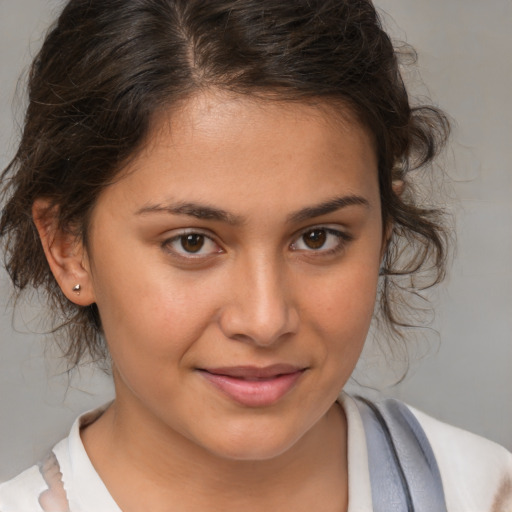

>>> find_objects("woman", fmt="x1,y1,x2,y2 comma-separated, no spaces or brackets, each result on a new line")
0,0,510,510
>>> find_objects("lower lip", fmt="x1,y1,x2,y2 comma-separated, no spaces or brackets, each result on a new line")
199,370,304,407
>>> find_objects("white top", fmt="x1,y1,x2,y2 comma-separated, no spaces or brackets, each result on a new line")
1,394,511,511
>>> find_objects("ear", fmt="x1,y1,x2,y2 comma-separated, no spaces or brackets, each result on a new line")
380,180,403,262
392,179,404,197
380,221,393,261
32,199,95,306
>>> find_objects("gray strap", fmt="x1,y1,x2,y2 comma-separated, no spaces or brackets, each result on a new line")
37,451,71,512
356,397,447,512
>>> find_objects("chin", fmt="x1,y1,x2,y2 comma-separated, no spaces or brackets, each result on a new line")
199,421,306,462
210,438,299,462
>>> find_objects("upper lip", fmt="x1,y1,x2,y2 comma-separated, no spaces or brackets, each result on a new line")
200,364,305,379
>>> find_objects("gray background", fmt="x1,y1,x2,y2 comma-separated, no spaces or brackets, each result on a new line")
1,0,511,481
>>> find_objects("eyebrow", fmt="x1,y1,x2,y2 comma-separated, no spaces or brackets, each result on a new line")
135,194,369,225
287,195,370,223
135,201,243,225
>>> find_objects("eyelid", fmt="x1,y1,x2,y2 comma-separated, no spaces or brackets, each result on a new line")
161,228,223,258
160,224,352,261
290,225,353,253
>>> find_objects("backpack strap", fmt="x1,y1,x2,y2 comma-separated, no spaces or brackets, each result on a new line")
356,397,447,512
37,451,71,512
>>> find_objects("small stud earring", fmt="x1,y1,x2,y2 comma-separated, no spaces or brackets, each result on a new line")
72,284,81,295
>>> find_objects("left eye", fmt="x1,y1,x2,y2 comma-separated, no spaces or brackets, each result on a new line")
291,228,348,252
163,233,221,257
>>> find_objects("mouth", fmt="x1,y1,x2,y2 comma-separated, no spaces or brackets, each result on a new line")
197,364,307,407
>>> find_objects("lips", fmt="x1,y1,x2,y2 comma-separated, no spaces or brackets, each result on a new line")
198,364,306,407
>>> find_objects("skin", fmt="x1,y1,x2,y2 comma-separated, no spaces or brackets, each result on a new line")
35,91,385,511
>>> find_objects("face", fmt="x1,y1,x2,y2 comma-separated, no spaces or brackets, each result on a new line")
84,91,383,460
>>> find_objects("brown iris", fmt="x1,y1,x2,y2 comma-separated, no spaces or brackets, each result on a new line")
181,234,205,253
303,229,327,249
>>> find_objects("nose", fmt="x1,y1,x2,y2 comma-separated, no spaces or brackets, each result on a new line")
218,256,299,347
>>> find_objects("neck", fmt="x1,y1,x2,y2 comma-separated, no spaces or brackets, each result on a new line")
81,395,348,512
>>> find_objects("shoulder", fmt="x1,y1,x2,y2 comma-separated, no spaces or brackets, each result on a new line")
343,393,512,511
408,404,512,512
0,464,46,512
0,402,112,512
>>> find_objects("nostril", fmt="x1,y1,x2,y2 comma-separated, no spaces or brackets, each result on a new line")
218,303,298,347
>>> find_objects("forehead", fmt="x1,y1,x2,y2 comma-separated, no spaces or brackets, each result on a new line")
100,90,379,217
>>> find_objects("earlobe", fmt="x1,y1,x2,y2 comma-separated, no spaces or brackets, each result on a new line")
392,179,404,197
32,199,95,306
380,221,393,264
379,180,403,264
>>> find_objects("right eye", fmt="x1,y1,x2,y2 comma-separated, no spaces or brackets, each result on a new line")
162,232,222,258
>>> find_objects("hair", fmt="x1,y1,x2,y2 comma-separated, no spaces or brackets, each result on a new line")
0,0,450,368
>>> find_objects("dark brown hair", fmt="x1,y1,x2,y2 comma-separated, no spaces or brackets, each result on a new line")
0,0,450,367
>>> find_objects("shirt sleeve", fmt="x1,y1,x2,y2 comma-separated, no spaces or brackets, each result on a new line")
409,406,512,512
0,464,47,512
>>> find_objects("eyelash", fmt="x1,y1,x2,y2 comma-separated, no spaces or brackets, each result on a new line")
161,230,222,259
161,226,353,260
289,227,353,256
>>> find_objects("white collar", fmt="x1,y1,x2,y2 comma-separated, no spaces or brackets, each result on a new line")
53,394,373,511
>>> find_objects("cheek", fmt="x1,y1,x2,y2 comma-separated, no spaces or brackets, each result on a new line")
95,277,215,403
313,264,379,328
99,281,211,350
306,261,380,371
89,245,218,368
